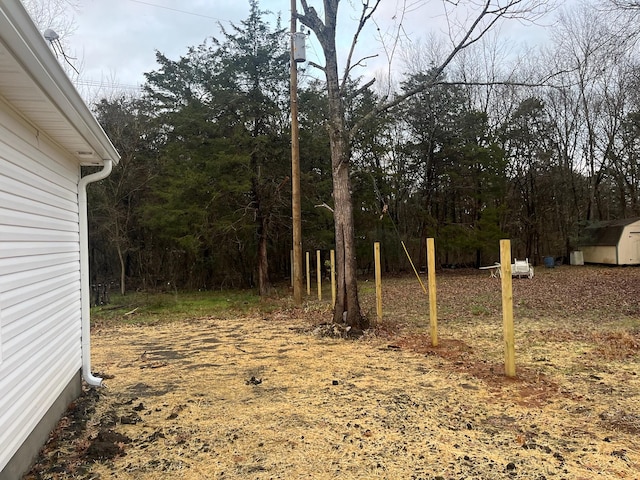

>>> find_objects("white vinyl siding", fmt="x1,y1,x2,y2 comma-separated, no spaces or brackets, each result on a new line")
0,106,82,472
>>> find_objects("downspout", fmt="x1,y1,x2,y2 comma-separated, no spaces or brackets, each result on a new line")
78,160,113,387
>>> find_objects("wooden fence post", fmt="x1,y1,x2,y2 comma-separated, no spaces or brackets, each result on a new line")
500,239,516,377
427,238,438,347
316,250,322,301
374,242,382,322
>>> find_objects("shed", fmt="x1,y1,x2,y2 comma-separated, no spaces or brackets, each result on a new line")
0,1,119,478
579,218,640,265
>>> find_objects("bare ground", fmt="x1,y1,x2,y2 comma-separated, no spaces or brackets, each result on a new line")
25,265,640,479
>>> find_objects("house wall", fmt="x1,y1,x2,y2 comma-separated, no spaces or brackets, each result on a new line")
582,245,618,265
0,100,83,474
618,224,640,265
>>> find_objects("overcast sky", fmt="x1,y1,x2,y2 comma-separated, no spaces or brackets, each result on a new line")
44,0,566,100
68,0,267,96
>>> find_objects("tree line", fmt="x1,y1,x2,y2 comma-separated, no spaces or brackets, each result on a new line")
86,0,640,303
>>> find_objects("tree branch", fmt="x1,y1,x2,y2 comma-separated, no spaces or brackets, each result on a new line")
607,0,640,9
345,54,380,78
349,0,552,137
349,77,377,100
297,0,326,42
370,0,415,94
314,202,335,213
307,60,326,72
340,0,383,95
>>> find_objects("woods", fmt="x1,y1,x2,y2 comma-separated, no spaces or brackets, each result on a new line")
85,1,640,308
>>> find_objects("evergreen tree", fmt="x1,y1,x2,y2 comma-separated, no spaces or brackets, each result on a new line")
141,0,290,292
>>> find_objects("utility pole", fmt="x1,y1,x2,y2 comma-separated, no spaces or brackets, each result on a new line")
290,0,303,304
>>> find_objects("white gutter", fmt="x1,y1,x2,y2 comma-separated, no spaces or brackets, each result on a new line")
78,160,113,387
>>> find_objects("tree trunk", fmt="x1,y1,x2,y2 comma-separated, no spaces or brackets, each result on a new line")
257,212,271,296
252,167,271,296
322,23,367,329
116,242,126,295
330,143,367,328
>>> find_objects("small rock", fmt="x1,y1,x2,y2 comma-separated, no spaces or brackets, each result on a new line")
506,462,516,471
332,380,339,385
612,449,627,460
148,430,165,441
120,415,140,425
166,404,186,420
246,376,262,385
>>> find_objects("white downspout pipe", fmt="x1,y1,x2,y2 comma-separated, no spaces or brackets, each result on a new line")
78,160,113,387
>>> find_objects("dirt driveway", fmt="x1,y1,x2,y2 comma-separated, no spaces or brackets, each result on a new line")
26,267,640,479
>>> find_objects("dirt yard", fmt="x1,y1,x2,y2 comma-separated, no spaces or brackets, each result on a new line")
25,265,640,479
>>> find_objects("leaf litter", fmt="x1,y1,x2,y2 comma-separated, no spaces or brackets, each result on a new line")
24,265,640,479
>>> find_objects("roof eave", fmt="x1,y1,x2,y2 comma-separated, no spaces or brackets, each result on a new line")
0,0,120,166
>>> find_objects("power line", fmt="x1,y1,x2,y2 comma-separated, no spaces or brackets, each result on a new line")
128,0,228,22
75,78,144,92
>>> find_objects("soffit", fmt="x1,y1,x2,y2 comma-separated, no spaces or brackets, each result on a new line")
0,42,100,163
0,2,119,166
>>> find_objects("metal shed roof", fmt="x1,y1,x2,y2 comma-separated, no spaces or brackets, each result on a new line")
0,0,119,166
580,218,640,247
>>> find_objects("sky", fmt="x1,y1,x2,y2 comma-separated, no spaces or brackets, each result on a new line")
68,0,265,97
33,0,570,101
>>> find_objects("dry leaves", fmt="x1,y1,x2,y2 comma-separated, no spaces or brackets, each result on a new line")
24,265,640,479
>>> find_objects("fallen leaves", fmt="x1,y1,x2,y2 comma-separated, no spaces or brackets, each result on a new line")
23,265,640,479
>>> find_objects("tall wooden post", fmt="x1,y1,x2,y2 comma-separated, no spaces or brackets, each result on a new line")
290,0,303,305
374,242,382,322
427,238,438,347
500,239,516,377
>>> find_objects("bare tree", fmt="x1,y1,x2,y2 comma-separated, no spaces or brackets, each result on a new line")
22,0,78,39
548,3,640,219
23,0,81,79
296,0,552,329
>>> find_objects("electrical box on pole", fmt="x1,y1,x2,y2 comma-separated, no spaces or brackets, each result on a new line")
293,32,306,63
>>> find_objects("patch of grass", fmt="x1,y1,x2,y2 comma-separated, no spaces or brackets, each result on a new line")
91,290,265,326
358,281,377,295
470,304,492,316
